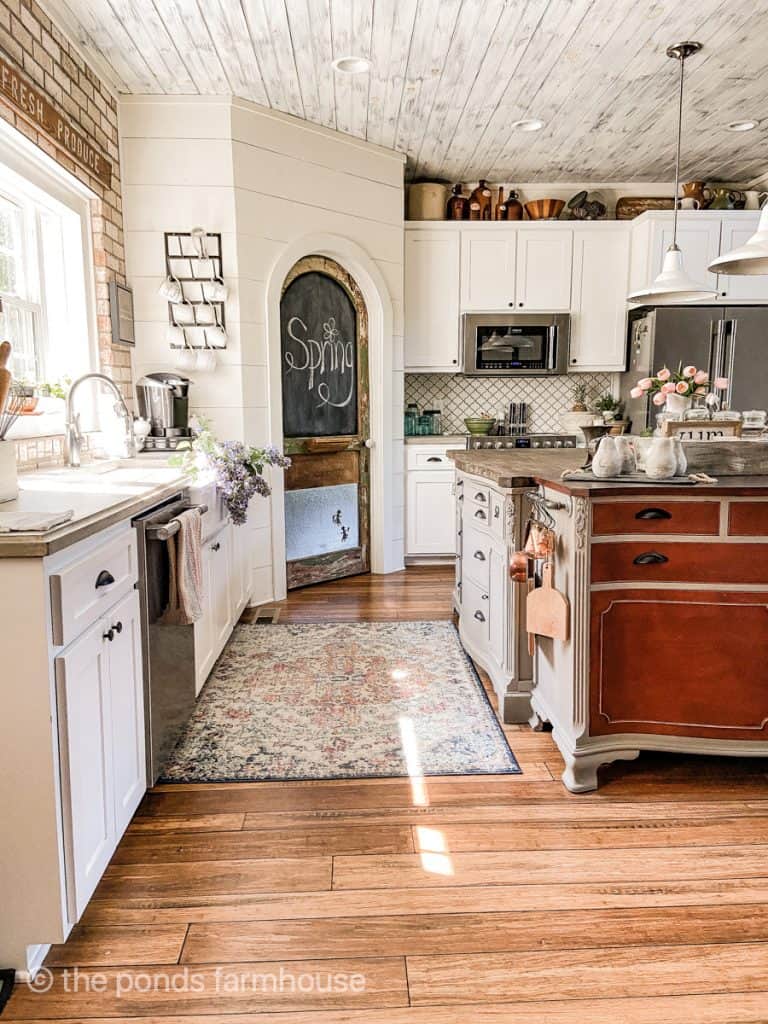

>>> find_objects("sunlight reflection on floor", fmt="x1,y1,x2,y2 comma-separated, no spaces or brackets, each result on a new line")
415,825,454,877
398,715,429,807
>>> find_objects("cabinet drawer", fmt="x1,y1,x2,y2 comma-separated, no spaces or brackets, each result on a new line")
465,498,492,531
50,529,138,647
591,541,768,586
467,484,491,508
728,501,768,537
463,524,491,589
461,577,490,647
406,447,456,471
592,500,720,537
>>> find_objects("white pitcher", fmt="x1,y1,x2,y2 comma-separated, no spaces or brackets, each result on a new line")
645,437,678,480
592,435,621,478
672,437,687,476
614,435,637,475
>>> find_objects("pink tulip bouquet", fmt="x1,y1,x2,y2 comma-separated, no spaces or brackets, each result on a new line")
630,363,729,407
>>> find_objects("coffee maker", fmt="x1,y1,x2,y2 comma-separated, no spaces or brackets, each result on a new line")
135,372,194,451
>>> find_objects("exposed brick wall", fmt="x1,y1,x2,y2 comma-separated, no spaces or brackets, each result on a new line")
0,0,131,402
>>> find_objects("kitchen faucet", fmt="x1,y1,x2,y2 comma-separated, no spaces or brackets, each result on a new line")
65,373,136,468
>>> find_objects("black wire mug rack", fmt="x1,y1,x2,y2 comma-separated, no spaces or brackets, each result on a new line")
163,230,228,349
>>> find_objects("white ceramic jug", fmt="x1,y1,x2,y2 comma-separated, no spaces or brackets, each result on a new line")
614,435,637,475
645,437,678,480
592,435,621,478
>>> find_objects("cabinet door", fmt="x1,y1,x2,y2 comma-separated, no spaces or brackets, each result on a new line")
590,588,768,741
405,230,461,370
652,218,721,294
194,544,215,694
107,589,145,837
209,527,233,658
460,230,516,310
488,544,507,666
570,229,631,371
228,522,250,620
718,215,768,302
55,620,115,920
406,470,457,555
516,229,573,311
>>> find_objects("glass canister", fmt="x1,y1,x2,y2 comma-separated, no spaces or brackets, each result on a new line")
423,409,442,435
404,403,419,436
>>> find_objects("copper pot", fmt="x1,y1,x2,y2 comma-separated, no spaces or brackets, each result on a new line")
509,550,530,582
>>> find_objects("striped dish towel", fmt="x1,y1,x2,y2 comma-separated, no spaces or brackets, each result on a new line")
162,508,204,625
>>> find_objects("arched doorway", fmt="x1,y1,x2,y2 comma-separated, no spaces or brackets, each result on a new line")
280,255,370,589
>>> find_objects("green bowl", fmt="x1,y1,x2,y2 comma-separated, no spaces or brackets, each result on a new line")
464,417,496,436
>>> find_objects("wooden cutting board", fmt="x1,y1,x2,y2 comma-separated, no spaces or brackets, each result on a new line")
527,562,569,642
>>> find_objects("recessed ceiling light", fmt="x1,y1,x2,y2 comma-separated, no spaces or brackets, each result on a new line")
510,118,545,132
332,56,371,74
726,119,759,132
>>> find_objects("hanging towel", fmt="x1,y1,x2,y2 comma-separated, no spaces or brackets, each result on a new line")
0,509,74,532
162,508,204,625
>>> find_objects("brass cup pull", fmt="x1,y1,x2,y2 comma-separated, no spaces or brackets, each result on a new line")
633,551,669,565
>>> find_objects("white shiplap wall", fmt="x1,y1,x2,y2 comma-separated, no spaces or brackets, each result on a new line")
121,96,405,603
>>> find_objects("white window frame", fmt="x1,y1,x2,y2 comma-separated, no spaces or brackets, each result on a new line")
0,117,99,436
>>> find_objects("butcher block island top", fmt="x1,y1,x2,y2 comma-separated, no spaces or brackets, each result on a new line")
448,447,584,487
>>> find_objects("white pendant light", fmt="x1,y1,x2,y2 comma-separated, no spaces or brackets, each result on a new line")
709,203,768,275
628,42,717,304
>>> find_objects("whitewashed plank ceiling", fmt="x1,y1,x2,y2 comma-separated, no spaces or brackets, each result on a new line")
48,0,768,182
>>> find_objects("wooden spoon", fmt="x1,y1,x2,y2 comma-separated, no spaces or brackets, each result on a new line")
0,341,11,415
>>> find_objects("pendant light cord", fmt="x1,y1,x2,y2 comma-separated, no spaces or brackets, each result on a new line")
672,51,685,246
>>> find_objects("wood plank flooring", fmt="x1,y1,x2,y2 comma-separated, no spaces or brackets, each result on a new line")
8,566,768,1022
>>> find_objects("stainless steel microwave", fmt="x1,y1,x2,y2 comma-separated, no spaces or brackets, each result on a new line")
461,313,570,375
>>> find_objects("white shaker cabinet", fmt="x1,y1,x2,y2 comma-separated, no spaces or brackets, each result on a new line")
108,590,145,837
515,228,573,311
404,229,461,371
570,225,631,371
460,230,516,310
55,617,115,921
405,444,458,558
195,524,235,694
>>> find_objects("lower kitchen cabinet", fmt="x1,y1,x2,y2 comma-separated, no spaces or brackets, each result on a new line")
108,590,146,836
195,525,232,694
455,469,533,721
406,444,459,559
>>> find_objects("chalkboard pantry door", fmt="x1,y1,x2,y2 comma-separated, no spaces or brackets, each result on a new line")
280,256,370,589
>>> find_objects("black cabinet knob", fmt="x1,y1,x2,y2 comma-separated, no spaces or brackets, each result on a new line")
211,541,221,552
112,621,123,634
103,628,115,642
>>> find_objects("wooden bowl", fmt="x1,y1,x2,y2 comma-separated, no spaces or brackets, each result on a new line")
524,198,565,220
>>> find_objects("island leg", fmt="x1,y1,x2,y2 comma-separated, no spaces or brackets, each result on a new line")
562,748,640,793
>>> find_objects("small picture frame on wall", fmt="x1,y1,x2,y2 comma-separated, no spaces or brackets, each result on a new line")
109,281,135,346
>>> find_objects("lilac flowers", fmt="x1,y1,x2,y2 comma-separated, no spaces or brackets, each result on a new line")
171,421,290,526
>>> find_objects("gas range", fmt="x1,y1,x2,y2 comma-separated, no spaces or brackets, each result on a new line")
467,433,578,450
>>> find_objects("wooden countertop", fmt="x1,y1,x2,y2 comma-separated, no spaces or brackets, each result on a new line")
538,475,768,498
448,448,584,488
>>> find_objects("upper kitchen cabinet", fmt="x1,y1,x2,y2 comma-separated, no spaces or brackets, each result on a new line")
515,228,573,311
460,230,516,310
629,212,768,305
405,229,461,371
718,215,768,302
570,225,631,371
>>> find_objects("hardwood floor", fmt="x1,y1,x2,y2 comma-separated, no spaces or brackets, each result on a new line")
8,566,768,1022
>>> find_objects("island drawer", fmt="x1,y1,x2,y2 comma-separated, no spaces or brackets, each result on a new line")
591,541,768,586
592,500,720,537
461,577,490,646
464,499,492,531
463,524,491,589
728,501,768,537
466,484,491,509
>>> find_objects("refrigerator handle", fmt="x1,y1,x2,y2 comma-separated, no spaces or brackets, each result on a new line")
723,319,737,405
710,319,726,383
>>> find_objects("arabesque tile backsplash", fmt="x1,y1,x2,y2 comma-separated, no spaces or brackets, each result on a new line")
404,373,617,434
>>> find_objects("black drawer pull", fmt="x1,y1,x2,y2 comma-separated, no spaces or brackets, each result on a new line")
635,507,672,520
633,551,669,566
112,621,123,634
95,569,115,589
473,550,486,561
103,628,115,642
474,610,486,622
474,492,487,502
474,509,487,520
211,541,221,552
426,456,442,463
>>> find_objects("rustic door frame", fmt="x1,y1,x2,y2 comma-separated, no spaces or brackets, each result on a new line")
265,233,395,602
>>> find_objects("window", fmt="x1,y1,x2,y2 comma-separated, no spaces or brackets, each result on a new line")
0,119,96,434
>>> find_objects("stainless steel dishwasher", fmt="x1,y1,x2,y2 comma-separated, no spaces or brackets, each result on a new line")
133,494,206,784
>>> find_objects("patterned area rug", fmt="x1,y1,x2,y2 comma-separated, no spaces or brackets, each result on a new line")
160,621,520,782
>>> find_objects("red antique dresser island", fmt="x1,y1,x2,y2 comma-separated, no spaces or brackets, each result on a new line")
529,477,768,791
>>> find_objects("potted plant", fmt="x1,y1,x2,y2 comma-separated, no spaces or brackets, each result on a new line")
593,393,624,423
170,419,290,526
630,363,728,417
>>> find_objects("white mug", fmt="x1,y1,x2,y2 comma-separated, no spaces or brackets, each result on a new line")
159,274,183,302
195,337,218,373
743,190,768,211
678,197,700,210
207,280,228,302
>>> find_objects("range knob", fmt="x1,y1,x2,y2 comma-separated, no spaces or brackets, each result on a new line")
494,441,503,449
554,439,564,448
532,440,541,448
543,440,554,448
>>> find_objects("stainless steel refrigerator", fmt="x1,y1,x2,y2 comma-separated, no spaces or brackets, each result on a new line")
621,305,768,432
